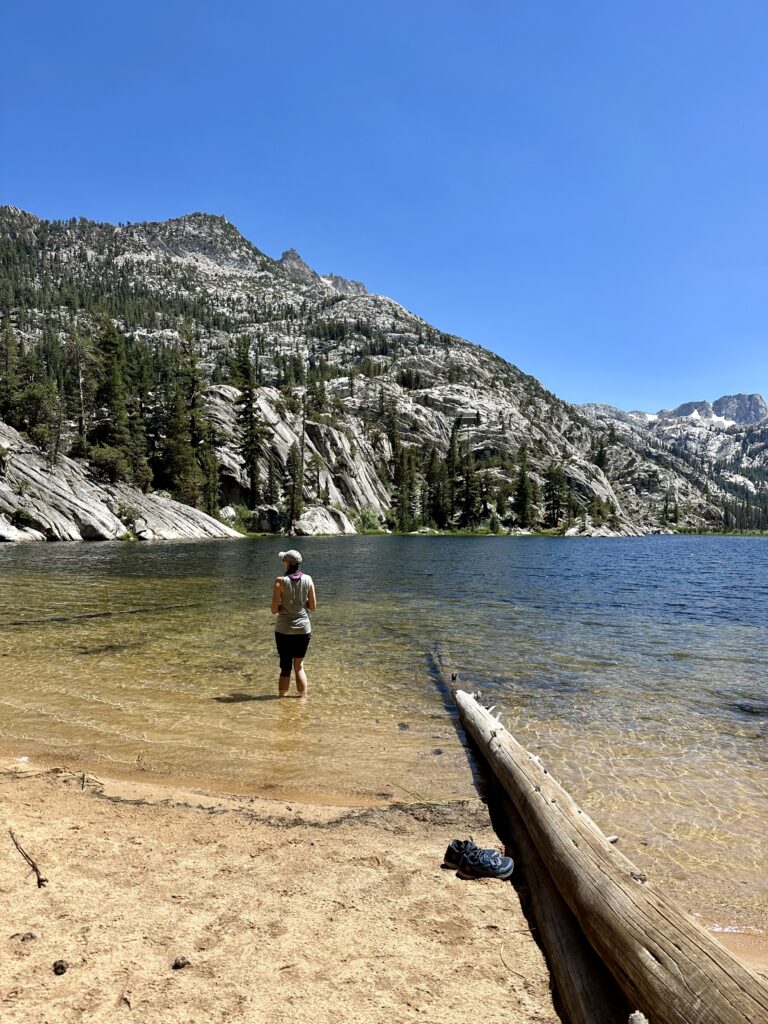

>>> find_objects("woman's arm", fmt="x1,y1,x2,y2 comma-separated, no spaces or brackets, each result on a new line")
307,581,317,612
271,577,283,614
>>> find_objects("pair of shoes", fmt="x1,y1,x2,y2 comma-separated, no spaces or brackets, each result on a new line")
443,837,515,880
443,837,478,868
456,846,514,880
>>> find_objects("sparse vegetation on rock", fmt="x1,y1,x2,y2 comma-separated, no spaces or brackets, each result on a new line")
1,205,766,540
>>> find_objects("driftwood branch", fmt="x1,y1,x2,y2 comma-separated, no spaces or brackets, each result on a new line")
9,829,47,888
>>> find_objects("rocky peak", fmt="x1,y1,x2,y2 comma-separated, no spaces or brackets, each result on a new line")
320,272,367,297
278,248,321,287
657,400,718,421
129,212,268,270
656,394,768,426
0,205,37,221
277,250,368,297
712,393,768,425
0,205,43,242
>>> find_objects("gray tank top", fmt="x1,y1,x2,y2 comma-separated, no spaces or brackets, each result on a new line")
275,574,313,635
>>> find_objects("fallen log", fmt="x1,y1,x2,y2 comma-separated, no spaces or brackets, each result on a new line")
487,778,631,1024
455,689,768,1024
431,650,631,1022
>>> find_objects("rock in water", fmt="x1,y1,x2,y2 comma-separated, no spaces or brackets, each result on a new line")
293,505,356,536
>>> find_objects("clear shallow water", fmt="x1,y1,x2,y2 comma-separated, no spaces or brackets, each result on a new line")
1,535,766,931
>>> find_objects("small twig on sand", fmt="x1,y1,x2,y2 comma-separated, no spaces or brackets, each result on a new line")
499,944,526,984
9,830,48,888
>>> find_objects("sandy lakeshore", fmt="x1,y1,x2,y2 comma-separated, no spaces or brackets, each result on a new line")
2,765,562,1024
3,763,767,1024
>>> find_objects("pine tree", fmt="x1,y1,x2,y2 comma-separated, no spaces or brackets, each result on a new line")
306,379,327,414
265,448,280,504
180,337,206,450
124,335,157,487
63,326,99,457
424,446,449,527
284,442,304,524
589,495,608,525
392,448,418,532
161,378,202,505
181,336,222,508
386,404,401,462
0,319,19,422
544,462,567,527
126,397,153,492
199,424,220,517
514,448,533,527
12,345,59,451
461,450,480,528
236,339,270,507
308,451,324,499
227,335,251,389
92,319,131,454
593,435,608,470
446,419,460,521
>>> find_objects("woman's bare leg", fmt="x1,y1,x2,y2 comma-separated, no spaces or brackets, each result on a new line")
278,673,291,697
293,657,308,696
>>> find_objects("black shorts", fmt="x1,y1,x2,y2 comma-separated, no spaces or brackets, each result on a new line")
275,631,311,673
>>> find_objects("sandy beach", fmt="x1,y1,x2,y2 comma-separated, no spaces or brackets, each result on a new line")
2,763,563,1024
4,759,767,1024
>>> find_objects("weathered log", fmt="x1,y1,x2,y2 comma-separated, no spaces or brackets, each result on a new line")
487,779,631,1024
432,650,631,1022
455,689,768,1024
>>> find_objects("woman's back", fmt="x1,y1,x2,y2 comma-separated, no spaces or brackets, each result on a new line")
275,573,313,635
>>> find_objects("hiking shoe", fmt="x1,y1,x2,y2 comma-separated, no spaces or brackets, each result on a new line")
456,847,515,881
443,837,478,868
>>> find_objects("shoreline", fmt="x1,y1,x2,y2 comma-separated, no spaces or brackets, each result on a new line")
3,761,765,1024
3,740,767,956
3,528,768,547
0,745,403,810
2,761,561,1024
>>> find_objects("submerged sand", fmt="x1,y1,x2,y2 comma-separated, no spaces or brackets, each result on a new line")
1,765,560,1024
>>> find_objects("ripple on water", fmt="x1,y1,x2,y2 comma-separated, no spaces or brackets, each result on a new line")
1,535,767,931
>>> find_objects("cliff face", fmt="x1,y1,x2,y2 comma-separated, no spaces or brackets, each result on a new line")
656,394,768,425
0,420,241,542
1,205,766,540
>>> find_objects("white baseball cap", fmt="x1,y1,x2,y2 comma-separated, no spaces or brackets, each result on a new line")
279,549,302,564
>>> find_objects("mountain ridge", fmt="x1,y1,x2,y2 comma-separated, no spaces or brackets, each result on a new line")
652,393,768,426
1,205,766,538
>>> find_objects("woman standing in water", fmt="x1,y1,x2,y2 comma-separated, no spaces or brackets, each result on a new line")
271,549,317,697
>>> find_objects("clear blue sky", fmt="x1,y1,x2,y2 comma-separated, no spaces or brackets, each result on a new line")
1,1,766,411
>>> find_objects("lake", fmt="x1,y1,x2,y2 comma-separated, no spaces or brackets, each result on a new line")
1,535,766,936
